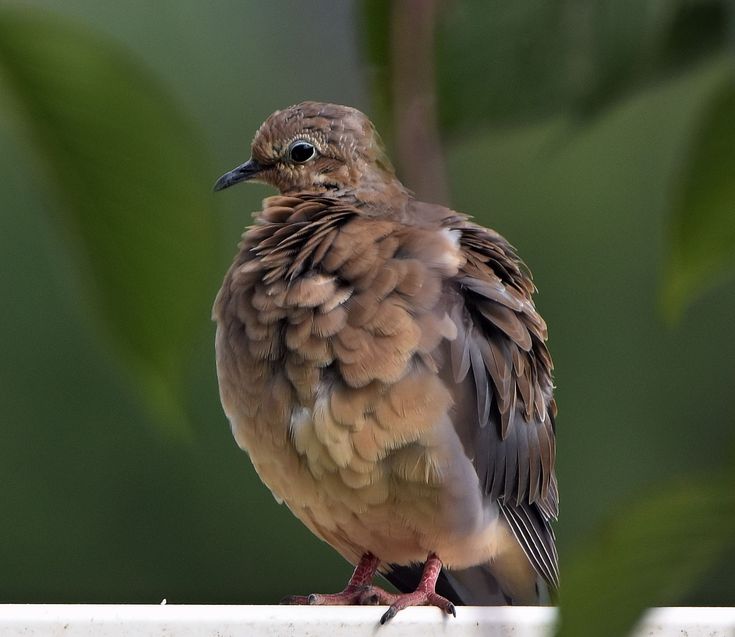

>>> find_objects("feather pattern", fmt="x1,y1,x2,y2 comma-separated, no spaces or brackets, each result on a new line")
445,219,559,588
216,194,558,592
213,102,558,611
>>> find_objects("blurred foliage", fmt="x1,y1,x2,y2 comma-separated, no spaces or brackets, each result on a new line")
663,67,735,317
558,466,735,637
0,1,734,634
437,0,731,128
366,0,732,132
0,9,218,433
365,0,735,314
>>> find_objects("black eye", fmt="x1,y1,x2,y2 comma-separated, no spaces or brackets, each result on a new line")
289,140,316,164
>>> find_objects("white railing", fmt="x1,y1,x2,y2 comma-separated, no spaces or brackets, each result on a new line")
0,605,733,636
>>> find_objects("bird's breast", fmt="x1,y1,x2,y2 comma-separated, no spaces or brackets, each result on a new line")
213,197,501,565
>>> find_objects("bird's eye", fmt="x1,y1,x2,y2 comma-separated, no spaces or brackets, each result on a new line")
289,140,316,164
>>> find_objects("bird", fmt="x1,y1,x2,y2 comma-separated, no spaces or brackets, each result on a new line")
212,101,558,623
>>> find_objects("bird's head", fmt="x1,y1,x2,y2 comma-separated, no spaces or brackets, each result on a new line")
213,101,400,196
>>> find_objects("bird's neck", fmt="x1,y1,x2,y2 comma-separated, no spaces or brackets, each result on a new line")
348,173,412,215
281,166,413,217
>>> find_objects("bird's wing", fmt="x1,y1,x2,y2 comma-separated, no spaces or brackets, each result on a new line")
444,220,559,588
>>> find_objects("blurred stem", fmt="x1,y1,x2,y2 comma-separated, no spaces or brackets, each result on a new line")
390,0,449,205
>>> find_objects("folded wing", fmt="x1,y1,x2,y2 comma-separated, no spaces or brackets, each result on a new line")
447,221,559,588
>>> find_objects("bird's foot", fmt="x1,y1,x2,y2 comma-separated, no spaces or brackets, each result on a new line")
280,552,456,624
280,552,385,606
376,552,456,624
281,583,388,606
280,583,454,621
373,588,455,624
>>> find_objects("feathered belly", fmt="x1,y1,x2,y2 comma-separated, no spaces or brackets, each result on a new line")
217,329,509,568
246,407,513,568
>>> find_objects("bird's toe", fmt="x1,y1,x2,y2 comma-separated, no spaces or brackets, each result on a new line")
379,589,456,624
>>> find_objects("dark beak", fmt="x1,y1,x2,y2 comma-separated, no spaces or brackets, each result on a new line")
213,158,263,192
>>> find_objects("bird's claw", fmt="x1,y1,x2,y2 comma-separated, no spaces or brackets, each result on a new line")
379,591,456,624
279,594,311,605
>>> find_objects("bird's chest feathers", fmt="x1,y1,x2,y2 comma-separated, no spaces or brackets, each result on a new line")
215,202,464,505
219,263,457,501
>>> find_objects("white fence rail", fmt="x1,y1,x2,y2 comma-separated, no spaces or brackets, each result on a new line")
0,605,733,636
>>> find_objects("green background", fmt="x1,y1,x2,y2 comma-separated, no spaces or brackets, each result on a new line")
0,2,733,634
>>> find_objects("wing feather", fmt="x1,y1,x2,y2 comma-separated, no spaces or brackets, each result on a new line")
470,333,492,428
500,502,559,588
446,222,559,588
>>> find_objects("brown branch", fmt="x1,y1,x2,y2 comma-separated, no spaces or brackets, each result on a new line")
390,0,449,205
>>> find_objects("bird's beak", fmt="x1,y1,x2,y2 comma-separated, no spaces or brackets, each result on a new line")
213,158,263,192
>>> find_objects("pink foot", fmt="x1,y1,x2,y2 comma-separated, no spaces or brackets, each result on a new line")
374,554,456,624
281,583,391,606
280,553,382,606
280,551,456,625
376,588,455,624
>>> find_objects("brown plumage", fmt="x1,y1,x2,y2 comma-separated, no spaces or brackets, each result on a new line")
213,102,557,622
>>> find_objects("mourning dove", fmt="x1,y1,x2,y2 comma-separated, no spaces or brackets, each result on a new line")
213,102,558,623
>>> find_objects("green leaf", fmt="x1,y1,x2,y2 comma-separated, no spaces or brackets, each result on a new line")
663,65,735,318
557,470,735,637
0,9,218,434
